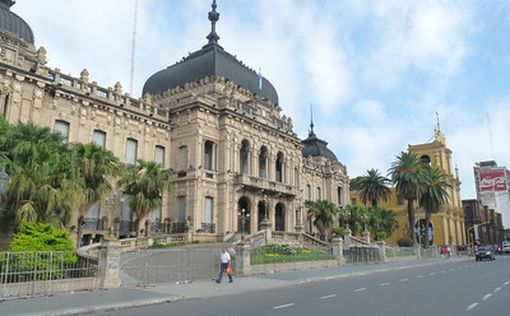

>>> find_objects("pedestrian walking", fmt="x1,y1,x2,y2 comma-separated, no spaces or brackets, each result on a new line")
216,248,233,283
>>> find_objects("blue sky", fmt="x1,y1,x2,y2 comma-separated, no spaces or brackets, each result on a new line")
16,0,510,198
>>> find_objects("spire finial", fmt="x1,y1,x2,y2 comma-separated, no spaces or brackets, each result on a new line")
309,103,315,136
206,0,220,45
435,112,440,135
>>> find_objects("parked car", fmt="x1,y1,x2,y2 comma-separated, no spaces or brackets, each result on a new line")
502,241,510,254
475,247,496,261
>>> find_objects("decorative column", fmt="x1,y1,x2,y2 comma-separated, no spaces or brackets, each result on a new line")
331,236,344,266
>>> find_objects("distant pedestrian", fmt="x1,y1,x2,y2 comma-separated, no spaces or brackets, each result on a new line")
216,248,233,283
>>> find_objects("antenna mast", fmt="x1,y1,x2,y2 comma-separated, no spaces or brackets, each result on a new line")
129,0,139,95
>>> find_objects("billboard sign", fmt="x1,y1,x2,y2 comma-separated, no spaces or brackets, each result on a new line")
479,169,507,192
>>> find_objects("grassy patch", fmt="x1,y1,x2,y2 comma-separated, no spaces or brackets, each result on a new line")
250,246,330,265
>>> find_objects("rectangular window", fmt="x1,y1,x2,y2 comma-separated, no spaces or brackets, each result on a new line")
177,196,186,223
204,197,213,224
337,187,344,205
155,145,165,165
151,208,161,223
86,202,100,219
179,145,188,170
204,141,214,171
306,185,311,201
317,187,321,200
121,194,132,220
54,120,70,142
0,94,8,117
92,130,106,148
125,138,138,164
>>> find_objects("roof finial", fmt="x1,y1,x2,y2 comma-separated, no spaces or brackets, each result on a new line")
309,103,315,136
435,111,440,135
206,0,220,45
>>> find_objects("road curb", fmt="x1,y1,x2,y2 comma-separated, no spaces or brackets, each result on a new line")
296,257,471,284
16,296,191,316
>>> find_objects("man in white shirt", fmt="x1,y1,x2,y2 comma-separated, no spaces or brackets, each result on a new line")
216,248,233,283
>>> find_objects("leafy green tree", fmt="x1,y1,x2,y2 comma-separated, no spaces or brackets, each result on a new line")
71,143,121,247
351,168,391,207
368,207,399,240
0,122,84,227
118,160,172,236
342,204,369,236
388,151,423,242
307,199,339,240
418,166,452,248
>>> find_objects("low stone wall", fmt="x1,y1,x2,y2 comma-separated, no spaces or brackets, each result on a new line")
248,260,338,275
0,277,99,298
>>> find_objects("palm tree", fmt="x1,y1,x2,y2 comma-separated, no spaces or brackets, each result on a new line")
418,166,452,248
388,151,423,242
71,143,121,247
118,160,172,237
369,207,399,240
307,199,339,240
351,169,391,207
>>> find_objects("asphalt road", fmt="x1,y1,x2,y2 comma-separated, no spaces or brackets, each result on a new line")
97,256,510,316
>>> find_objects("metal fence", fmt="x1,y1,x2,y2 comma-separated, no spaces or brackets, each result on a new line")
0,251,101,298
385,246,415,258
120,245,229,287
343,246,382,264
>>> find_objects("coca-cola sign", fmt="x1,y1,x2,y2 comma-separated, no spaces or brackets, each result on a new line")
479,169,507,192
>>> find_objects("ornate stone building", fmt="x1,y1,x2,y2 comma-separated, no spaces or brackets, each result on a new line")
0,0,349,244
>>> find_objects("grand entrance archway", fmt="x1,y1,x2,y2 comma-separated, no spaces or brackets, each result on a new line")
415,219,434,247
257,200,267,230
237,196,251,235
275,202,285,231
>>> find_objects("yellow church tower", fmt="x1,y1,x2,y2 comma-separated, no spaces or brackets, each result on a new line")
406,114,466,246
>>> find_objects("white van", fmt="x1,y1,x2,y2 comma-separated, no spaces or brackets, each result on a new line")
502,241,510,254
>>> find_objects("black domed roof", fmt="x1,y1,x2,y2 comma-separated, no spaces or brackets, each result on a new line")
302,126,338,162
142,1,279,105
0,0,34,44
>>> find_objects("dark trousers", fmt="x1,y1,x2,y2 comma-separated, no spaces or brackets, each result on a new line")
217,262,233,282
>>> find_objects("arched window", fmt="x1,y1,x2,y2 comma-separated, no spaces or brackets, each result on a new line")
240,139,250,174
259,146,268,178
420,155,431,166
275,151,284,182
204,140,214,171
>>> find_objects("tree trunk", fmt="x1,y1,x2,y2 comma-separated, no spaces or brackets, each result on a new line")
407,199,416,242
76,216,83,248
424,212,432,249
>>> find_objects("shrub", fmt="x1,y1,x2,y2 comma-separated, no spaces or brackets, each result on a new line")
331,227,345,237
2,222,77,281
397,236,414,247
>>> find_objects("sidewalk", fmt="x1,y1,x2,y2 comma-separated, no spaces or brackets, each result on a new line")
0,257,469,316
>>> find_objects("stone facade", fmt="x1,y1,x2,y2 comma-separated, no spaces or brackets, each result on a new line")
462,199,504,247
0,2,349,245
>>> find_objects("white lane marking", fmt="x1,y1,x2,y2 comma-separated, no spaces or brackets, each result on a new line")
400,278,409,282
320,294,337,299
466,303,479,311
482,293,492,300
380,282,390,287
416,275,424,279
494,287,502,293
504,281,509,286
354,287,367,292
429,272,436,276
273,303,295,310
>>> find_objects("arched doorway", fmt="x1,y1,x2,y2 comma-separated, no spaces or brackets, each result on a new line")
275,202,285,231
258,200,266,230
415,219,434,247
238,196,251,235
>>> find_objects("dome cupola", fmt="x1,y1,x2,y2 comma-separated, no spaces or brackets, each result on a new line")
0,0,34,44
142,0,279,105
